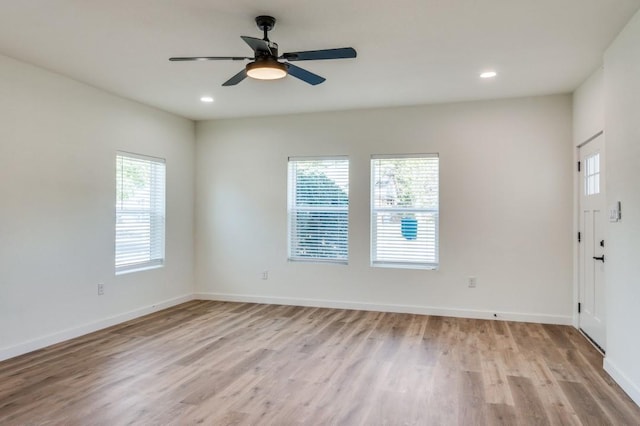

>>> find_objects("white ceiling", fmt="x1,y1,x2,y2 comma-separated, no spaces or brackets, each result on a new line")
0,1,638,120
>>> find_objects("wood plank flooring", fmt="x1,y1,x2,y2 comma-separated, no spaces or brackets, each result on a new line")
1,300,638,425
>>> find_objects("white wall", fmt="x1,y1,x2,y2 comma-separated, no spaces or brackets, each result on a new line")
602,9,640,406
0,54,196,360
195,95,574,323
573,67,604,145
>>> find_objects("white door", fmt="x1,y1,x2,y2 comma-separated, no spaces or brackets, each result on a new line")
578,134,606,350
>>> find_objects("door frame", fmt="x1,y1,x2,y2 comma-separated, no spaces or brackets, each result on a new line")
574,130,605,352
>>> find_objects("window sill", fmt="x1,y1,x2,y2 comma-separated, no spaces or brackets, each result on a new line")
116,263,164,276
371,262,438,271
288,258,349,266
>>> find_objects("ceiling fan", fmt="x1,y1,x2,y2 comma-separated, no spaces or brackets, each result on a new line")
169,15,357,86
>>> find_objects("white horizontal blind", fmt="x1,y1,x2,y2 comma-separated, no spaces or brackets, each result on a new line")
371,155,439,269
115,152,166,274
288,157,349,263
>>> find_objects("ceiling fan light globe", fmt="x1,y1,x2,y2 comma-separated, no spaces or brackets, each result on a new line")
246,60,287,80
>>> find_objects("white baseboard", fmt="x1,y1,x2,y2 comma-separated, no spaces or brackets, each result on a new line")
604,358,640,407
0,294,194,362
194,292,572,325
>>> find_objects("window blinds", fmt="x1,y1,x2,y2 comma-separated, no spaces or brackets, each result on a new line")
288,157,349,263
371,155,439,269
115,152,166,274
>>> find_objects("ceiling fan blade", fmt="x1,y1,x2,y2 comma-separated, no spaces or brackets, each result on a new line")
285,63,326,85
222,69,248,86
240,36,272,54
281,47,356,61
169,56,250,61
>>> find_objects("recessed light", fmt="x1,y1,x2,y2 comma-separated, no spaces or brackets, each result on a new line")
200,96,214,103
480,71,497,79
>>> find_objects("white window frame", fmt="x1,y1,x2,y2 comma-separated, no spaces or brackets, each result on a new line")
371,154,439,270
115,151,166,275
287,156,349,264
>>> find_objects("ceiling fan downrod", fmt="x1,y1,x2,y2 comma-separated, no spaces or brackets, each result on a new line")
255,15,276,41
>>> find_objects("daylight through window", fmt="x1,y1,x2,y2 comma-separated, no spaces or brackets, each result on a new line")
288,157,349,263
584,153,600,196
115,152,166,274
371,154,439,269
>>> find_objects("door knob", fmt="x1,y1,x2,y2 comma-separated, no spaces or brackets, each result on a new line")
593,255,605,263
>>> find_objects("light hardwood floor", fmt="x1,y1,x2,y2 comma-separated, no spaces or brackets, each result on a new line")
1,300,639,425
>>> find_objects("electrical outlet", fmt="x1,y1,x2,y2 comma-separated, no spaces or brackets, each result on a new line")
261,271,269,280
97,283,105,295
468,276,477,288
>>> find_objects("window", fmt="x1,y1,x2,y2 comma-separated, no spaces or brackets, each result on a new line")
584,153,600,195
288,157,349,263
371,154,439,269
115,152,166,274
